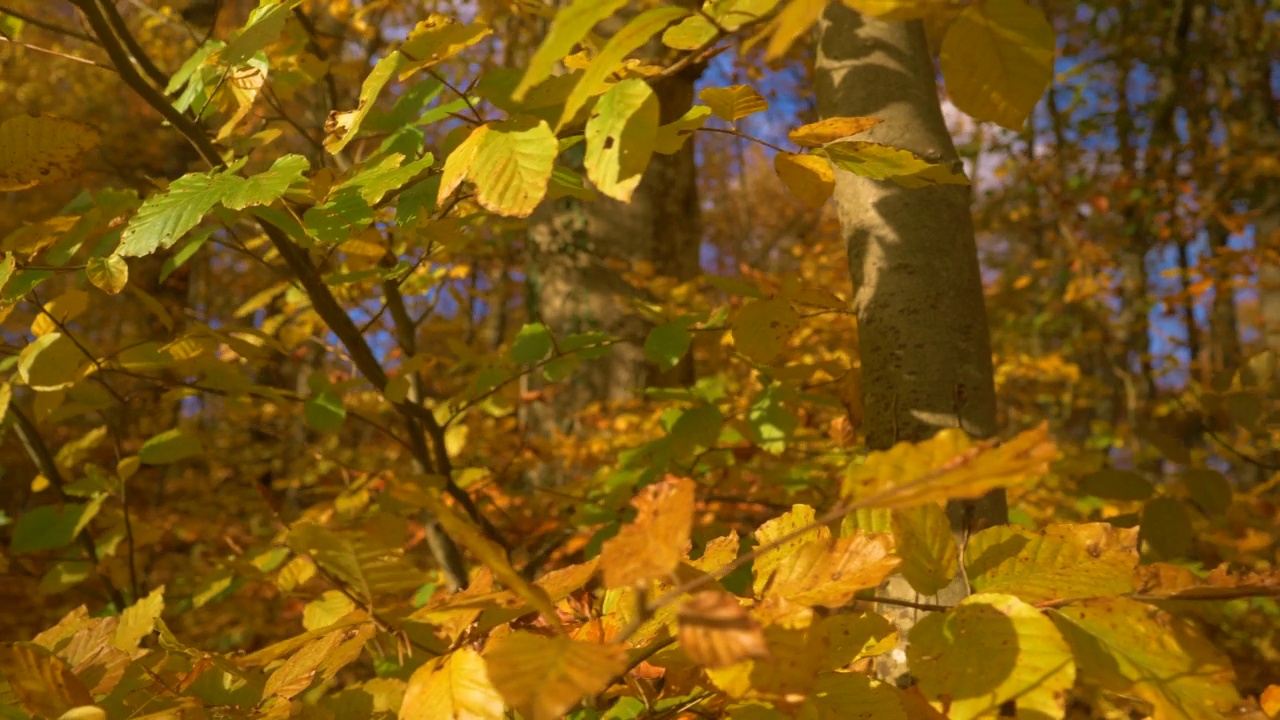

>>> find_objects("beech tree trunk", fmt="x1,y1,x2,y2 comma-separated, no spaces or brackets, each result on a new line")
814,4,1003,681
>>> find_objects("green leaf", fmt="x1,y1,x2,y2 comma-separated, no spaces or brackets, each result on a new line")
698,85,769,124
819,141,969,187
663,0,782,50
514,0,628,101
558,7,691,130
303,188,374,244
747,384,796,454
1049,598,1242,720
1140,497,1193,559
220,0,303,66
909,593,1074,720
113,585,165,650
654,105,712,155
85,256,128,294
222,154,309,209
890,503,957,596
669,403,723,457
325,51,403,154
645,320,692,371
585,79,659,202
118,170,236,257
18,333,82,391
0,252,14,297
965,523,1137,603
511,323,553,364
10,497,104,554
339,152,434,204
1181,469,1233,516
939,0,1055,130
305,390,346,433
139,428,204,465
1078,469,1155,501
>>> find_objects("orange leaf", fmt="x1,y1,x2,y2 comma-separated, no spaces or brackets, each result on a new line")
600,475,697,588
677,590,769,669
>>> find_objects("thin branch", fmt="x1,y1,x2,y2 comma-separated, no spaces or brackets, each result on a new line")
0,4,96,43
698,126,789,155
854,591,953,613
93,0,168,87
0,35,113,69
9,404,129,610
69,0,482,590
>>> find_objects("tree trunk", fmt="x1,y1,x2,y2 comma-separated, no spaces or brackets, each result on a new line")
521,18,703,484
814,4,1003,682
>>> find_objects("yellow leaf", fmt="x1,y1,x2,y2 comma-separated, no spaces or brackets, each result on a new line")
939,0,1055,130
399,14,492,78
0,643,94,719
601,475,696,588
762,532,899,607
85,256,128,295
773,152,834,208
468,117,558,217
302,591,356,632
966,523,1138,603
820,140,969,187
752,504,826,596
698,85,769,124
514,0,628,101
484,632,627,720
0,114,100,191
31,289,89,337
910,593,1074,720
1260,685,1280,718
841,0,948,20
842,423,1058,509
401,648,504,720
765,0,828,62
890,503,957,596
653,105,711,155
788,117,882,147
731,297,799,364
1050,597,1242,720
437,123,488,204
324,52,402,154
677,590,769,669
585,79,659,203
113,585,165,651
18,333,83,391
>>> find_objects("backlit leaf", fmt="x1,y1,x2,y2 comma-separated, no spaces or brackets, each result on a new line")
910,593,1074,720
399,14,493,77
559,7,691,130
939,0,1055,130
0,642,93,718
788,117,882,147
113,585,165,651
219,0,302,66
221,154,309,209
890,503,957,596
118,170,236,257
1050,598,1242,720
484,632,627,720
600,475,697,588
585,79,659,203
818,141,969,187
511,322,553,363
842,423,1058,509
765,0,829,62
965,523,1138,603
699,85,769,124
773,152,834,208
325,52,403,154
645,320,692,371
840,0,941,20
85,256,128,295
401,648,503,720
654,105,711,154
514,0,628,101
469,116,558,217
18,332,82,391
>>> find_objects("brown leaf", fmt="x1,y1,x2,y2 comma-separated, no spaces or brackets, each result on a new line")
677,591,769,669
600,475,697,588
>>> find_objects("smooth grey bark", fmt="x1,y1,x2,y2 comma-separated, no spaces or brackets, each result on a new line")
814,4,1003,682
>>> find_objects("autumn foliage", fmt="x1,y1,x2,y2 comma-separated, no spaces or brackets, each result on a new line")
1,1,1279,719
